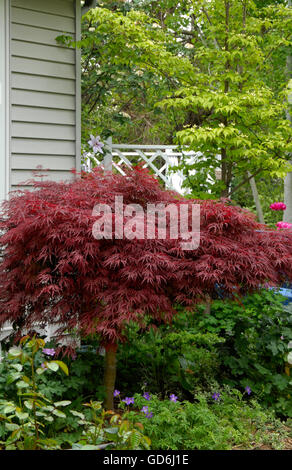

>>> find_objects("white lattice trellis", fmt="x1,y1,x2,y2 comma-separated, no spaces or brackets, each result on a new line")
82,139,199,194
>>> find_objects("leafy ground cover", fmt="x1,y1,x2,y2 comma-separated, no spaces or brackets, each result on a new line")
0,288,291,450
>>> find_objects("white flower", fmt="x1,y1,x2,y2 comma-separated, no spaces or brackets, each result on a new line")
185,43,194,49
88,135,104,154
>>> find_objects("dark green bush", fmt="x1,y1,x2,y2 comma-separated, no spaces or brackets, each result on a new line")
193,289,292,418
124,391,289,450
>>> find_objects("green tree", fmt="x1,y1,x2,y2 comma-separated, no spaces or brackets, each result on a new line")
82,2,292,196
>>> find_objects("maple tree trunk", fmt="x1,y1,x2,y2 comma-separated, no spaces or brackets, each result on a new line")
104,343,118,410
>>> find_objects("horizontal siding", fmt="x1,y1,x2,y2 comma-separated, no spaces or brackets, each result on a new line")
11,0,75,18
11,74,75,95
12,106,76,125
11,122,76,140
11,89,75,110
11,57,75,79
11,24,75,47
11,139,76,156
10,0,79,190
11,170,76,186
11,40,76,64
11,155,76,171
10,185,35,192
11,8,75,33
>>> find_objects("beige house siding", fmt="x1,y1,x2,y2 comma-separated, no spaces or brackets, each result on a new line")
9,0,81,191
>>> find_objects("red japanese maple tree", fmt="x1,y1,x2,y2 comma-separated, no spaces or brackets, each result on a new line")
1,167,292,409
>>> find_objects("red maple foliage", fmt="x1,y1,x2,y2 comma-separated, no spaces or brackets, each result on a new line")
1,167,292,407
1,166,292,344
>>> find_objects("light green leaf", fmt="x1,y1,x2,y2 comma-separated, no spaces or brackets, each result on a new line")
6,372,22,385
53,361,69,376
3,404,16,414
52,409,66,418
15,411,29,420
11,364,23,372
5,423,20,431
24,401,33,410
70,410,85,419
8,347,22,358
44,416,54,423
16,380,30,389
54,400,71,407
47,362,59,372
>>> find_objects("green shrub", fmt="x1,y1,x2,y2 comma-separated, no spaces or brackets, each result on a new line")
116,324,223,398
124,390,290,450
0,337,150,450
193,289,292,417
0,336,70,449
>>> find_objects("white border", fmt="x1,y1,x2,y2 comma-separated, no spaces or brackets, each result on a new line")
75,0,81,173
0,0,9,202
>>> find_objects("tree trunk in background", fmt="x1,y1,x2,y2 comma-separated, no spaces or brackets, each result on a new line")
248,172,265,224
104,343,117,410
284,0,292,223
284,168,292,223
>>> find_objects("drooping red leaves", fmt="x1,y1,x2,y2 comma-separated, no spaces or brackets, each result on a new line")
0,167,292,347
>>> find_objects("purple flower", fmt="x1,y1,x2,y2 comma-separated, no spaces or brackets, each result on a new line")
169,394,178,403
41,362,47,370
42,348,55,357
122,397,134,405
141,406,149,414
146,412,153,419
113,390,120,397
143,392,151,401
245,386,251,395
212,393,220,401
88,135,104,154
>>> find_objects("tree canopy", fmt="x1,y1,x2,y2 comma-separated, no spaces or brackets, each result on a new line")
75,0,292,203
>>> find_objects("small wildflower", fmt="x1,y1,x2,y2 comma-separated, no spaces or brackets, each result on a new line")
212,393,220,401
42,348,55,357
146,412,153,419
141,406,149,414
113,390,120,397
169,394,178,402
122,397,134,405
245,386,251,395
143,392,151,401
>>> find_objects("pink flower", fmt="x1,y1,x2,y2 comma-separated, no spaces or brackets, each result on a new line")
270,202,286,211
42,348,55,356
276,221,292,230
